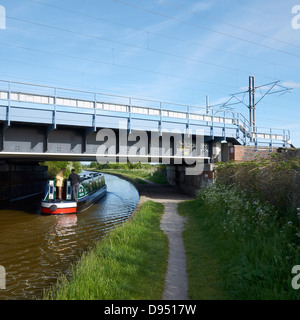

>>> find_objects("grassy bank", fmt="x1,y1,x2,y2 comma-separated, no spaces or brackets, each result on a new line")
86,163,168,185
96,168,168,184
44,201,168,300
178,184,299,300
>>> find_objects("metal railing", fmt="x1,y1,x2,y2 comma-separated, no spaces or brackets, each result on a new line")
0,79,291,148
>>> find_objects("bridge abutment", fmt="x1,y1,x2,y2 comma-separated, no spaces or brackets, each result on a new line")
0,162,48,201
166,164,214,195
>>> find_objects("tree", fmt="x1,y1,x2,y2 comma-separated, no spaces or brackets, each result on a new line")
41,161,83,178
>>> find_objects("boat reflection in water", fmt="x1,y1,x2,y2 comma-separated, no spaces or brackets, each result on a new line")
0,173,139,300
54,214,78,236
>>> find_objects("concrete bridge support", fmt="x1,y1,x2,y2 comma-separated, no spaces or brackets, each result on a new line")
166,164,214,195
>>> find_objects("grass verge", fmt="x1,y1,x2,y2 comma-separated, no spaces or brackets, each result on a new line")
87,165,168,185
97,169,149,184
178,200,229,300
43,201,168,300
178,184,299,300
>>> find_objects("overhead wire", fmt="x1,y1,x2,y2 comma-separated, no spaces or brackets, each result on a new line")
6,15,258,91
113,0,300,59
0,37,239,90
6,15,277,81
158,0,300,49
2,0,299,128
0,53,234,103
25,0,300,74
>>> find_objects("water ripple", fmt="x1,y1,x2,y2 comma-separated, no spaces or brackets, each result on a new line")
0,173,139,300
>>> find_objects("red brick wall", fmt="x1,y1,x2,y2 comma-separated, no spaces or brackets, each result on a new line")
200,171,214,179
232,146,277,162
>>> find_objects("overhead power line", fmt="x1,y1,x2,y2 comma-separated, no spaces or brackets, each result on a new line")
0,39,238,90
210,76,293,131
113,0,300,59
26,0,300,74
159,0,300,49
7,16,274,83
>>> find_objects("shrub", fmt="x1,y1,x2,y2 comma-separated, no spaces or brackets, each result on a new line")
188,184,300,299
215,155,300,213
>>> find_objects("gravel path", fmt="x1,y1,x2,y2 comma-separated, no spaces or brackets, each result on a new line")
138,184,193,300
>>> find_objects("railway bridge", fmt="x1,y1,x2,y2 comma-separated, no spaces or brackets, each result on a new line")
0,80,291,200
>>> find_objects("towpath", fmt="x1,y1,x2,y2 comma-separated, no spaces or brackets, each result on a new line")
138,183,194,300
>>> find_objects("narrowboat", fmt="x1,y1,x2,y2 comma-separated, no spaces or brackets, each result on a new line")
41,172,107,214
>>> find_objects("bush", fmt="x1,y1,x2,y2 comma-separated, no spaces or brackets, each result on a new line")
184,184,300,299
215,155,300,213
41,161,83,179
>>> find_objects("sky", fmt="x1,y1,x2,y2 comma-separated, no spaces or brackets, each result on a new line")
0,0,300,147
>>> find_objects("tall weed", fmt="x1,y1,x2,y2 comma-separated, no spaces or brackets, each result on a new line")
194,184,299,299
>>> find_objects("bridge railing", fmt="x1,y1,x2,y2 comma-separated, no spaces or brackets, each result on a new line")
0,79,291,148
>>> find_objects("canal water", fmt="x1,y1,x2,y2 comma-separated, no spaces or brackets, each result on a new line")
0,173,139,300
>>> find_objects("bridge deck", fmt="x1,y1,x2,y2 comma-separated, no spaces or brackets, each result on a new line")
0,80,291,153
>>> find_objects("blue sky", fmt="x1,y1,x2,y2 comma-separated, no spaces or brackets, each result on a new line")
0,0,300,146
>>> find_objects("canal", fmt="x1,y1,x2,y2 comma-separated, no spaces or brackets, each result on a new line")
0,173,139,300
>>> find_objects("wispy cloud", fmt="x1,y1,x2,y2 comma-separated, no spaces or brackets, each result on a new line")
191,1,216,13
282,81,300,88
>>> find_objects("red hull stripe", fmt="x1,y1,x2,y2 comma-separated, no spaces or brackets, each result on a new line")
41,207,77,214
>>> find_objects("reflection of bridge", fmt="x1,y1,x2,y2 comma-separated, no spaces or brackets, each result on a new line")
0,79,291,163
